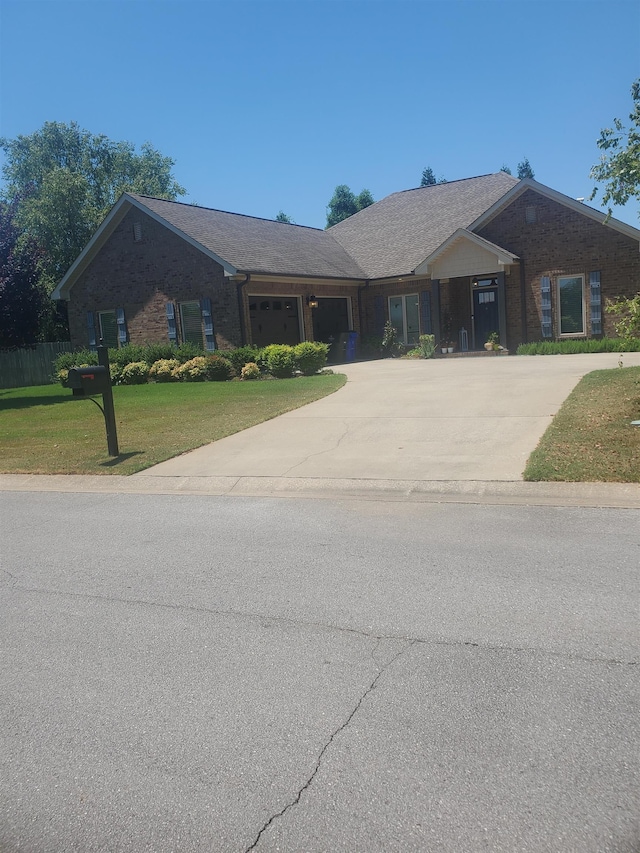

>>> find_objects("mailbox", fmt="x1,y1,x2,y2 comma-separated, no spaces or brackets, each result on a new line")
67,365,111,397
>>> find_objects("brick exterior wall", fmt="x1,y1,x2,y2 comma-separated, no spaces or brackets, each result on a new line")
476,189,640,342
67,208,243,350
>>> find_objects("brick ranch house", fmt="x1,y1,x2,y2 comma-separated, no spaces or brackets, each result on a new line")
53,172,640,356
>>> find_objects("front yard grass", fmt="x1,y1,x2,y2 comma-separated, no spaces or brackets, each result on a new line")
524,367,640,482
0,375,346,475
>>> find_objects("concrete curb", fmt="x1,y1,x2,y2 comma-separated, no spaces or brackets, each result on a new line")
1,473,639,508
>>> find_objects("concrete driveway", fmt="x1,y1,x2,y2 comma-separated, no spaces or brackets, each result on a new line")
141,352,640,483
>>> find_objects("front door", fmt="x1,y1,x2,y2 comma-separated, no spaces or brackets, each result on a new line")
473,286,499,348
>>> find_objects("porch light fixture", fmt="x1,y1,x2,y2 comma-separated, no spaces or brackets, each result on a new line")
306,295,319,308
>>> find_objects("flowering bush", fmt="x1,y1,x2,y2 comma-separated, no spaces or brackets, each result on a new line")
294,341,329,375
240,361,261,380
173,356,209,381
149,358,180,382
120,361,150,385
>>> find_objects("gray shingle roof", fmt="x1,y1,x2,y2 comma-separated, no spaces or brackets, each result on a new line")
327,172,520,279
128,195,368,279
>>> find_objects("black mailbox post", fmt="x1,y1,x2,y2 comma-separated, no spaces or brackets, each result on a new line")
67,365,111,396
67,344,119,456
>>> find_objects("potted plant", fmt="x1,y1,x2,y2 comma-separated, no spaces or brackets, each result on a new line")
485,331,500,351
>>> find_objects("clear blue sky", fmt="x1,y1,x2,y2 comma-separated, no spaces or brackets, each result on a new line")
1,0,639,228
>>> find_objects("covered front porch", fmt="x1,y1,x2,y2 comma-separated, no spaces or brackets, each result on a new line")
415,229,520,351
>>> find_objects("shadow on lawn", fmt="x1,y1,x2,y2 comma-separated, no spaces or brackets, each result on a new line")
0,390,71,410
99,452,144,468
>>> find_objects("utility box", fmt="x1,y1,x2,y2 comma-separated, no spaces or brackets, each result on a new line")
67,365,111,397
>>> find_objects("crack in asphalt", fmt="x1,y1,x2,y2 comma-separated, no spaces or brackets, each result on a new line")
5,583,637,667
244,638,415,852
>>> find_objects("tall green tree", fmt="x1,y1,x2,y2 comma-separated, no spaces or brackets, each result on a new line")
590,79,640,219
420,167,437,187
0,121,186,291
517,157,535,179
326,185,374,227
275,210,295,223
0,197,47,348
500,164,512,175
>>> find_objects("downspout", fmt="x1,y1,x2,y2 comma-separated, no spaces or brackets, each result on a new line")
235,273,250,345
357,280,370,336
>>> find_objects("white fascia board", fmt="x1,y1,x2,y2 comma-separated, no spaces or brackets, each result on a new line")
469,178,640,244
414,228,518,277
51,193,238,300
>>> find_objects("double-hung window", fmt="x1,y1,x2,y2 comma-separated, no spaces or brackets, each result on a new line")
179,301,204,346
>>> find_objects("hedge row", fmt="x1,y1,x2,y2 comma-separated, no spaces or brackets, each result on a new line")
54,342,330,385
515,337,640,355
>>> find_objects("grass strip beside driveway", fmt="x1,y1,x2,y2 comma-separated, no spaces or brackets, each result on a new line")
524,366,640,482
0,375,346,475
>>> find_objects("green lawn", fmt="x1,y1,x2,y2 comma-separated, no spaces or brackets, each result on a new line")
524,367,640,482
0,375,346,475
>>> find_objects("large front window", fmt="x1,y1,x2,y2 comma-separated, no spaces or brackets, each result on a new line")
389,294,420,345
558,275,585,336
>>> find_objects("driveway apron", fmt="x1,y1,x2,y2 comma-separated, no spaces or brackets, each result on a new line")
140,353,640,483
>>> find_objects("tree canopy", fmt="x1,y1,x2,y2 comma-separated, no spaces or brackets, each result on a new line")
326,185,374,227
420,166,446,186
590,79,640,219
0,121,186,291
0,197,46,348
275,211,295,224
516,157,535,179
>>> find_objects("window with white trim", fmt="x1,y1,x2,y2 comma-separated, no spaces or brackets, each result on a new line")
557,275,585,336
388,294,420,345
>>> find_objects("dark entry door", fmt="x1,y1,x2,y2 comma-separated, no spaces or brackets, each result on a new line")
312,298,350,361
473,287,499,347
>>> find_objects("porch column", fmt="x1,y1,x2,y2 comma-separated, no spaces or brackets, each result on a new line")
431,279,441,344
497,272,507,348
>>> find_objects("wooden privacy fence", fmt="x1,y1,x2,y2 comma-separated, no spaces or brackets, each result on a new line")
0,342,73,389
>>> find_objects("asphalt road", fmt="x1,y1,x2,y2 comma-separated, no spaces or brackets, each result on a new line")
2,490,639,852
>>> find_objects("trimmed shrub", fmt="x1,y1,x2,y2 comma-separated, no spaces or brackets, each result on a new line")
109,344,147,369
263,344,296,378
119,361,150,385
204,354,235,381
240,362,261,380
294,341,329,375
173,356,208,381
142,343,179,365
149,358,180,382
54,350,98,373
175,341,206,363
110,363,124,385
225,345,262,374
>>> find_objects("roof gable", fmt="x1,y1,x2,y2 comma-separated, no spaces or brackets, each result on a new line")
470,178,640,243
327,172,519,280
